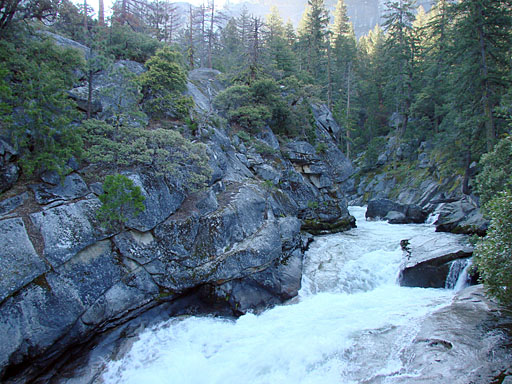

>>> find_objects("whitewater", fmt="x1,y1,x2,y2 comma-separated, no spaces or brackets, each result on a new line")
102,206,464,384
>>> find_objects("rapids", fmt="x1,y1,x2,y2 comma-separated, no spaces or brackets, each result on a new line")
102,206,465,384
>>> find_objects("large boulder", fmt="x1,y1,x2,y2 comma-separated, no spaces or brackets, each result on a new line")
366,198,428,224
435,197,488,236
399,233,474,288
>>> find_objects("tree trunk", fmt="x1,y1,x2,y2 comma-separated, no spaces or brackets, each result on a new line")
327,36,333,110
83,0,88,30
208,0,214,69
475,2,495,151
87,69,93,119
188,5,194,69
346,61,352,159
98,0,104,26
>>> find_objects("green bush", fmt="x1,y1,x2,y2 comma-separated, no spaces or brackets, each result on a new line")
476,135,512,208
139,46,191,119
474,190,512,306
107,25,162,63
0,33,84,176
97,174,145,230
83,119,211,191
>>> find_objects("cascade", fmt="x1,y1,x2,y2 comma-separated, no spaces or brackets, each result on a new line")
101,207,468,384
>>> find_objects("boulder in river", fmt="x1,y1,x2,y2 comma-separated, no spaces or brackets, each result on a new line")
399,232,473,288
435,196,488,236
366,198,428,224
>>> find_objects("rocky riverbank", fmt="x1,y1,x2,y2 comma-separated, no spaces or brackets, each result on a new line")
0,36,355,381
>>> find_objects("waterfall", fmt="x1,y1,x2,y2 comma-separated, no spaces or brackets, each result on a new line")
445,258,472,290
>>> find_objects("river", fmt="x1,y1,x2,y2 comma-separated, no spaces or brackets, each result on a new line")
101,206,466,384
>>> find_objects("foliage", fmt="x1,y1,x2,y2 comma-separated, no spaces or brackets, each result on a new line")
139,46,191,119
106,24,163,63
363,137,387,170
97,174,145,230
476,135,512,209
474,190,512,306
83,119,211,191
0,31,84,176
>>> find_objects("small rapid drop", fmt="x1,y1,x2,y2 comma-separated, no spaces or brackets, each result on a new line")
102,207,459,384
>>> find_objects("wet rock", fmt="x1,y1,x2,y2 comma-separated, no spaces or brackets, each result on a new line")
399,233,473,288
435,197,488,236
0,218,48,302
397,285,512,384
366,198,428,224
186,68,224,113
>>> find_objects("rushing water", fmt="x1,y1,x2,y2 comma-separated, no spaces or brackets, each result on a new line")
102,206,463,384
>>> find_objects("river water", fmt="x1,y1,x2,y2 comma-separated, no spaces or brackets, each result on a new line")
102,206,463,384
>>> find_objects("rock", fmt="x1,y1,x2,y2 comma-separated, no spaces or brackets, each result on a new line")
42,31,90,58
0,192,28,218
0,218,48,302
366,198,428,224
0,163,19,193
69,60,146,122
311,103,342,138
257,126,280,151
124,172,185,232
399,232,473,288
283,141,320,165
418,152,430,168
253,163,281,184
186,68,223,113
385,210,407,224
300,200,356,235
397,285,512,384
30,198,110,269
30,173,89,205
40,170,61,185
435,197,488,236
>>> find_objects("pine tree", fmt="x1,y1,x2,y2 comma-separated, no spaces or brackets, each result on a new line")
297,0,330,82
382,0,417,139
331,0,357,157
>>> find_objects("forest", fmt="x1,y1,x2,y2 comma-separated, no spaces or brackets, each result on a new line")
0,0,512,302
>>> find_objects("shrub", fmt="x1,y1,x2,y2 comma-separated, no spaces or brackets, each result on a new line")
83,119,211,191
97,174,145,230
474,190,512,306
476,135,512,208
107,25,162,63
139,46,191,119
0,33,84,176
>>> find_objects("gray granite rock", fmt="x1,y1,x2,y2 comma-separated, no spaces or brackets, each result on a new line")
30,198,109,268
0,192,28,218
124,172,185,232
30,173,89,205
399,232,474,288
0,218,48,302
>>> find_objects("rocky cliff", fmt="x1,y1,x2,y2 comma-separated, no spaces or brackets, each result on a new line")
0,37,355,382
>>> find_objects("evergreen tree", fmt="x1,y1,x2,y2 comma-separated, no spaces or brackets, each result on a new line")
263,6,296,79
445,0,512,152
297,0,330,83
382,0,417,139
331,0,357,157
